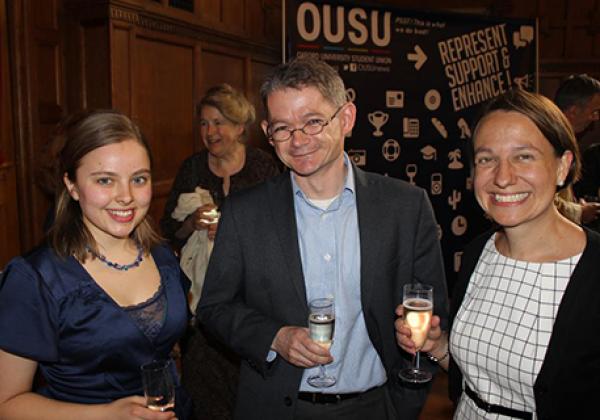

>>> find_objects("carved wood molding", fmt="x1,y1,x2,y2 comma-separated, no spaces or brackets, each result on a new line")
106,4,279,59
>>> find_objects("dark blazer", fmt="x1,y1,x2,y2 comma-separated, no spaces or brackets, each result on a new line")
198,165,448,420
449,228,600,420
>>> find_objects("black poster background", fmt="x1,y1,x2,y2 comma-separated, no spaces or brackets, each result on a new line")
285,0,538,292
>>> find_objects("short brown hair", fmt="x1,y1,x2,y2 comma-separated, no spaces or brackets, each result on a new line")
473,88,581,189
260,58,347,117
49,109,161,260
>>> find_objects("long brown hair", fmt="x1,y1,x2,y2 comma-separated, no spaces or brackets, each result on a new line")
48,109,161,260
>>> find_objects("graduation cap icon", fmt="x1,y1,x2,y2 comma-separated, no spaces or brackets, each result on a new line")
420,145,437,160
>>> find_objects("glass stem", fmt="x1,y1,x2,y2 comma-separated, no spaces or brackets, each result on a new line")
319,364,326,377
414,351,421,370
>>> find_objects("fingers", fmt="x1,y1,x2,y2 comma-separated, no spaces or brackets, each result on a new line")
273,326,333,368
131,406,177,420
395,311,444,354
395,309,416,354
207,223,218,240
192,205,220,230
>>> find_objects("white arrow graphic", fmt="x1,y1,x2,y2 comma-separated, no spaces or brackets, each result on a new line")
407,45,427,70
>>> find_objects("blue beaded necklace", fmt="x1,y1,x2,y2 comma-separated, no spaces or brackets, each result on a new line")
86,243,144,271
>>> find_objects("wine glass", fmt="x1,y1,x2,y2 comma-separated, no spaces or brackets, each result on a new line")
141,360,175,412
307,297,336,388
398,283,433,383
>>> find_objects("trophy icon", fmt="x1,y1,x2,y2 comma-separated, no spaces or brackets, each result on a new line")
368,110,389,137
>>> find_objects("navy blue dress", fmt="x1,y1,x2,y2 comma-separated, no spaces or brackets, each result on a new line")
0,244,192,418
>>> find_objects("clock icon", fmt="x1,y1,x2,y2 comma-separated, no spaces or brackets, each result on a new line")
451,216,467,236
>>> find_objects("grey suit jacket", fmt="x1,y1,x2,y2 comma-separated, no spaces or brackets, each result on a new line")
197,165,448,420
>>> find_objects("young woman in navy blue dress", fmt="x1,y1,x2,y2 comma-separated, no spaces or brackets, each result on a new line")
0,110,192,419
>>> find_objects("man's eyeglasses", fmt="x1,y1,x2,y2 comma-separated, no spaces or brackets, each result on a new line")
267,104,345,142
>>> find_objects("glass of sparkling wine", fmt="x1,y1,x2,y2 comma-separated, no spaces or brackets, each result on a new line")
398,283,434,383
141,360,175,412
307,297,336,388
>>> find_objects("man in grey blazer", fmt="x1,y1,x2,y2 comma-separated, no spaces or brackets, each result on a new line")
197,58,448,420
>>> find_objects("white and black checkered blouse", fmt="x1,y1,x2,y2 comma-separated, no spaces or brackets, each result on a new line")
450,234,580,419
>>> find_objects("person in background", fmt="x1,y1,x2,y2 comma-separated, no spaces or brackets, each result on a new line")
397,88,600,419
197,58,448,420
160,83,279,420
554,73,600,139
160,83,280,249
0,110,192,419
554,74,600,224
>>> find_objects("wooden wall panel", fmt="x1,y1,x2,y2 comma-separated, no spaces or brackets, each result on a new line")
83,24,110,109
199,0,221,23
18,0,65,250
222,0,244,29
199,49,245,93
35,43,61,104
132,35,195,224
248,59,277,149
0,166,20,265
32,0,58,29
134,36,195,179
112,24,133,115
0,0,20,266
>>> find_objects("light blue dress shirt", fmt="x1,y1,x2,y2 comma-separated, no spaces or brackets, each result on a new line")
295,154,387,393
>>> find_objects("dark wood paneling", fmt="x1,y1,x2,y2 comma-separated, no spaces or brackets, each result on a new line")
32,0,58,29
248,58,278,149
134,35,195,177
0,165,20,266
112,24,133,115
132,32,195,223
0,0,20,266
200,48,245,92
83,24,110,108
222,0,244,30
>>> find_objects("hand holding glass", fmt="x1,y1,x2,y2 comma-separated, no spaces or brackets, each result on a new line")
307,297,336,388
398,283,433,383
141,360,175,412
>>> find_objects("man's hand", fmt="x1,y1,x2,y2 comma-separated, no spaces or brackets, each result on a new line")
271,326,333,368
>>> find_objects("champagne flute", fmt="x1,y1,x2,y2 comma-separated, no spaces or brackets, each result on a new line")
141,360,175,412
307,297,336,388
398,283,433,383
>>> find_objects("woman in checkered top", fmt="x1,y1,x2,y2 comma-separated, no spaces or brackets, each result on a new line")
396,88,600,419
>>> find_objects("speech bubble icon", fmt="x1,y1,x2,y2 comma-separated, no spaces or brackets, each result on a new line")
520,25,534,43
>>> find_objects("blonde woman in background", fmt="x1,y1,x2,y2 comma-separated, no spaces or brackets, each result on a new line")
161,84,279,420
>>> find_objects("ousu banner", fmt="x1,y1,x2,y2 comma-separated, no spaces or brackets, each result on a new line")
284,0,538,291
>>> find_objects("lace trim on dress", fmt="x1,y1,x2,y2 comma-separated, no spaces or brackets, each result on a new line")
124,284,167,342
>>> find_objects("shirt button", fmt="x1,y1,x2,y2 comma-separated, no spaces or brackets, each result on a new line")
284,396,293,406
324,254,332,262
321,213,328,220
